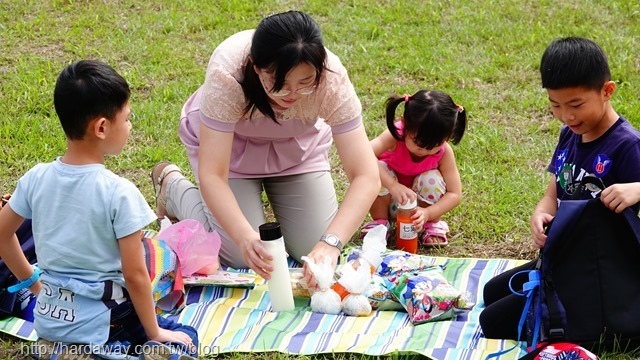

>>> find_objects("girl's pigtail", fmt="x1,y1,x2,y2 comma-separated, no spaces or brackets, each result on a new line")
385,95,405,141
450,105,467,145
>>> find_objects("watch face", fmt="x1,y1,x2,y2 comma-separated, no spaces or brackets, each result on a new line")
322,234,342,250
325,235,339,246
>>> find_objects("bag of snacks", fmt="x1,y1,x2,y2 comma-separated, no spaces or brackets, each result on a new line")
388,266,472,325
365,274,404,311
378,250,435,279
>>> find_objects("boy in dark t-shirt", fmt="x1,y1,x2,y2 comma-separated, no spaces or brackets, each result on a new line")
533,37,640,248
480,36,640,341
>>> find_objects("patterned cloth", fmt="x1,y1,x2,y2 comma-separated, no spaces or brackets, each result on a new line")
141,235,185,313
0,255,529,359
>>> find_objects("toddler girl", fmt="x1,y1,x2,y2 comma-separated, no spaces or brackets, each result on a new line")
362,89,467,247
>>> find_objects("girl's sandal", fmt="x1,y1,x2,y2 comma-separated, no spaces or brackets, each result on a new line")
359,219,391,239
420,220,449,247
150,162,182,222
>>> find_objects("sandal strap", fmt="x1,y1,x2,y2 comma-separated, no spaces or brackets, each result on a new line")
425,220,449,232
151,163,182,207
421,220,449,246
362,219,389,231
154,165,182,193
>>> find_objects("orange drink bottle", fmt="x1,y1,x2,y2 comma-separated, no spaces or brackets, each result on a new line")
396,199,418,253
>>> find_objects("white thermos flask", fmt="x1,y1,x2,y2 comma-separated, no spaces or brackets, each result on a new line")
259,222,295,311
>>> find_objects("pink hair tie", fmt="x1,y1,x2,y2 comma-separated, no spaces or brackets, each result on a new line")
403,94,410,103
456,104,464,113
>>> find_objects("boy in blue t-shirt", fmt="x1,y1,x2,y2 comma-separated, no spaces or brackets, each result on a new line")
480,37,640,340
0,60,198,359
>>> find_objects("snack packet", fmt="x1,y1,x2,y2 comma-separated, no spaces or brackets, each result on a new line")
365,274,403,311
289,268,310,298
379,250,436,280
388,266,473,324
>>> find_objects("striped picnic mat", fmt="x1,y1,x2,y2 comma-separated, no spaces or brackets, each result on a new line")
175,256,530,359
0,255,528,359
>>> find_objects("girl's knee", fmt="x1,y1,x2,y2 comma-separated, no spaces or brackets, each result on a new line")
413,169,446,204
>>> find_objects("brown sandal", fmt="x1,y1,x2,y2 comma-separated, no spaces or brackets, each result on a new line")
150,162,182,221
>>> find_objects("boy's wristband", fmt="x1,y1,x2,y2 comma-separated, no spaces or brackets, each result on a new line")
7,265,41,293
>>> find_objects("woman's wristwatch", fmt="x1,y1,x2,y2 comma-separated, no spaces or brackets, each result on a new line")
320,234,343,251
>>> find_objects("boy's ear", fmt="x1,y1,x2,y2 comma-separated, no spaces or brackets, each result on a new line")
92,117,109,140
602,81,616,100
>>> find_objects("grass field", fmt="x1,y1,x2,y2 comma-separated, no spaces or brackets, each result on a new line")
1,1,639,359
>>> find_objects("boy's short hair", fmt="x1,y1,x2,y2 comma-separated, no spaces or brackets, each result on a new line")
540,37,611,91
54,60,130,140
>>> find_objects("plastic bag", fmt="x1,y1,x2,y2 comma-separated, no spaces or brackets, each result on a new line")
338,259,373,316
157,218,221,276
301,256,341,314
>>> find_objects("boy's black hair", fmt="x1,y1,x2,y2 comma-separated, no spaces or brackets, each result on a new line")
386,90,466,150
540,37,611,91
241,10,327,122
54,60,130,140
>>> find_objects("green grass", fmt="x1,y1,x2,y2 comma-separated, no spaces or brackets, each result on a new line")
1,0,640,359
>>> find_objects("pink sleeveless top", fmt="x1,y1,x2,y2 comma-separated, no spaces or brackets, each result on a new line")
379,140,445,188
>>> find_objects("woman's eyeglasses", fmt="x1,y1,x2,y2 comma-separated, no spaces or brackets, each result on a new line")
258,72,317,97
268,85,316,97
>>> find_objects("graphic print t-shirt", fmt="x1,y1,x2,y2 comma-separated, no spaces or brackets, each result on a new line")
547,117,640,210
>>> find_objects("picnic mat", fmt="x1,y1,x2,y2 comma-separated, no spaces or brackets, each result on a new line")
0,255,529,359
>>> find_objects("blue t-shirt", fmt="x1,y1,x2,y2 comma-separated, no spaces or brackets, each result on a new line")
10,158,156,284
10,158,157,344
547,117,640,211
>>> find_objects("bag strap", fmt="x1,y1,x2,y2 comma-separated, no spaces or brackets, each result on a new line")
537,251,565,342
485,269,542,360
523,270,543,349
541,275,566,341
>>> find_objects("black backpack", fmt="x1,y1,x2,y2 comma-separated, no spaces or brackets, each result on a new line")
0,219,37,319
532,198,640,352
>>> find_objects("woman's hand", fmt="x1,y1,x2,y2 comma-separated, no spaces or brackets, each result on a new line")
239,232,274,280
302,241,341,290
